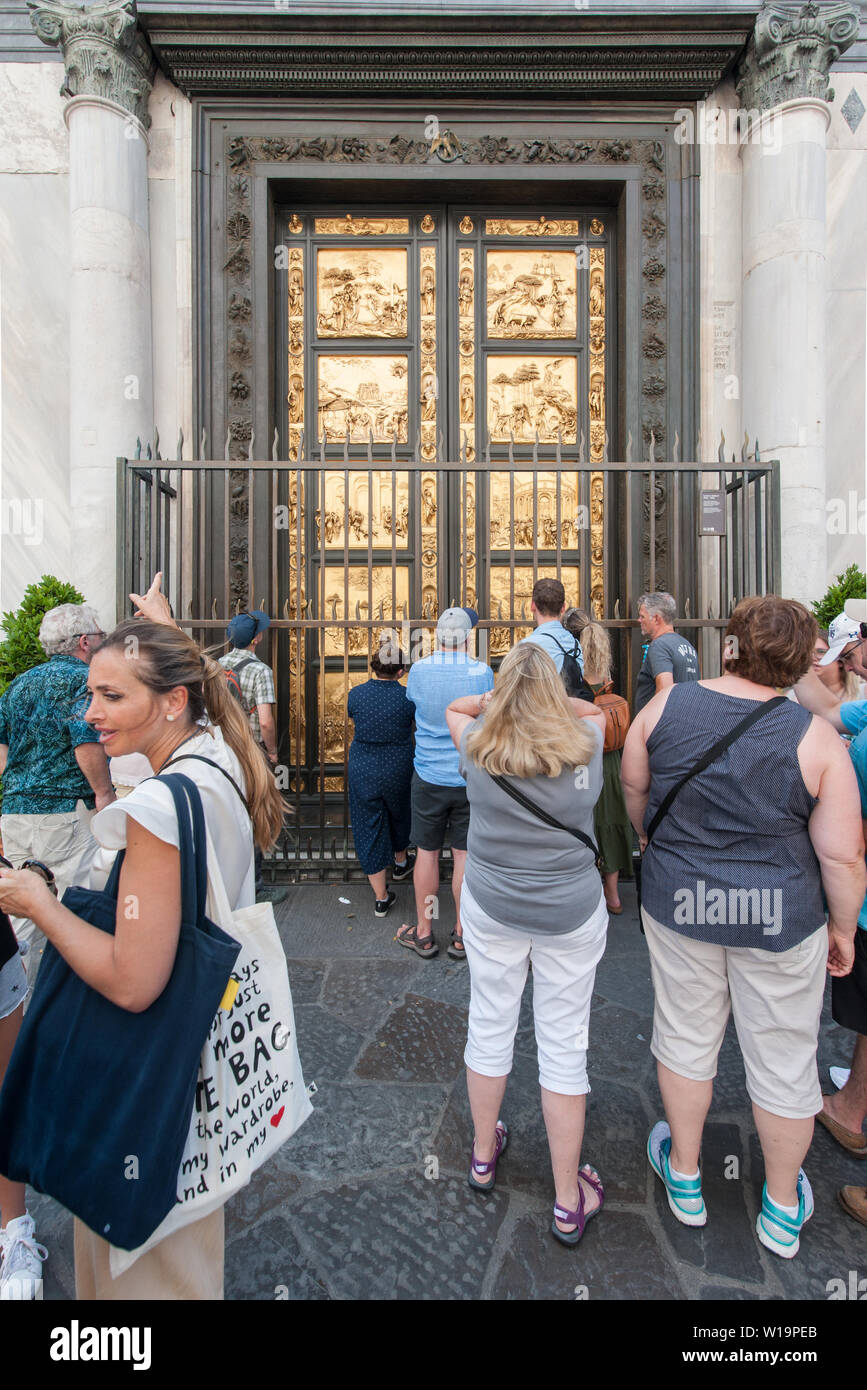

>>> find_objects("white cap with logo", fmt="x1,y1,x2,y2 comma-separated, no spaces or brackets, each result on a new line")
819,612,862,666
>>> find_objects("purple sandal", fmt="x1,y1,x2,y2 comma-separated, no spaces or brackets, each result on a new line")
551,1165,605,1247
468,1120,509,1193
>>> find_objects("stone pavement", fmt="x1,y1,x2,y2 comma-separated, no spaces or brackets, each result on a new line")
30,878,866,1302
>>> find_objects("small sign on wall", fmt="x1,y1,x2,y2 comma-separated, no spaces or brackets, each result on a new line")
700,490,726,535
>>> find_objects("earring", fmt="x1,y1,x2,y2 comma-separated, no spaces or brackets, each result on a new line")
166,714,175,723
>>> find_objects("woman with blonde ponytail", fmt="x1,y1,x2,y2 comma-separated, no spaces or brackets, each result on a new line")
0,575,284,1299
564,609,633,914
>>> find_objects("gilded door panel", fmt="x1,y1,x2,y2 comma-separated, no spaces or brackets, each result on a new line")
489,471,580,551
486,355,578,444
320,566,410,656
316,248,408,337
486,250,577,339
315,471,410,550
317,355,409,442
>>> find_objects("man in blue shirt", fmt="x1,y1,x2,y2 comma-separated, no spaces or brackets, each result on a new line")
795,662,867,1227
396,607,493,961
519,577,584,678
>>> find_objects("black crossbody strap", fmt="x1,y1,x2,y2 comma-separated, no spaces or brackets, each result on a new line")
645,696,787,845
489,772,602,868
232,657,256,675
160,753,250,815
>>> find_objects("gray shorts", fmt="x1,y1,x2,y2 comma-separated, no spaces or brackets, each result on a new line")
0,950,27,1021
409,773,470,852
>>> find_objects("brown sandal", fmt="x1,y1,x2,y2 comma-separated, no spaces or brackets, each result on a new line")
447,931,466,960
816,1098,867,1157
395,923,439,959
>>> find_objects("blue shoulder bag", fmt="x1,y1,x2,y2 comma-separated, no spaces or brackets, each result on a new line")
0,773,241,1250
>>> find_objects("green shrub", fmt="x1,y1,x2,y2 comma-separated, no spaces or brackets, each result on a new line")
811,564,866,632
0,575,85,697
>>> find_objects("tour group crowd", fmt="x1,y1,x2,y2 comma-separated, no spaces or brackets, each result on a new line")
0,573,866,1300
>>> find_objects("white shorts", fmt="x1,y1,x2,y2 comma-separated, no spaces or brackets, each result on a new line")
0,803,98,947
642,907,827,1119
461,881,608,1096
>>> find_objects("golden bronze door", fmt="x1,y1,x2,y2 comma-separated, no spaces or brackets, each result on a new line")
277,204,611,791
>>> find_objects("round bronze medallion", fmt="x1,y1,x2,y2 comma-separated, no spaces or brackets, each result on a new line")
421,214,435,233
590,218,605,236
459,216,474,234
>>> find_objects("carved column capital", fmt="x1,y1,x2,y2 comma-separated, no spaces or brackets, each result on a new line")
736,1,860,112
28,0,156,128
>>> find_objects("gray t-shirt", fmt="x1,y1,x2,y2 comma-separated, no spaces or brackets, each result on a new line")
635,631,699,713
458,720,604,933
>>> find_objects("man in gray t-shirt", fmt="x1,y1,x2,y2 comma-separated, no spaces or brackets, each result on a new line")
635,591,699,713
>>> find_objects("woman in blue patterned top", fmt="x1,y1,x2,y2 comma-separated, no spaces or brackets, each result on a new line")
347,645,416,917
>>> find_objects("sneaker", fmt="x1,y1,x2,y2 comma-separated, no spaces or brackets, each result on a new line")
756,1169,813,1259
256,884,289,905
374,891,396,918
647,1121,707,1227
391,853,416,883
0,1213,46,1300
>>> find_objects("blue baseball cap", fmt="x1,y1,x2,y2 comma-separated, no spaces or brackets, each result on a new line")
227,609,270,648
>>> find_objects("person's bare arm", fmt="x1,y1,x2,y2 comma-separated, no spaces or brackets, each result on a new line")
446,691,492,749
257,705,278,762
0,743,7,777
75,741,116,811
655,671,674,694
0,820,183,1011
803,722,866,974
567,695,606,730
792,669,846,733
620,712,652,847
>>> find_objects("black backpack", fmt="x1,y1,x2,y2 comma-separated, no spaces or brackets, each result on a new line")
538,634,595,702
223,656,255,705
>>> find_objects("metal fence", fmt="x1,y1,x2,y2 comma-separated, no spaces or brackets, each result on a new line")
118,444,780,880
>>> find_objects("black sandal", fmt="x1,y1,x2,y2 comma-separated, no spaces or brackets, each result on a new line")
447,930,466,960
395,923,439,959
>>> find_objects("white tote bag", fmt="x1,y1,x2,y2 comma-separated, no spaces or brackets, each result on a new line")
109,836,313,1276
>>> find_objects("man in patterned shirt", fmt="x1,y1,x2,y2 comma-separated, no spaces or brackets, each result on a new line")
0,603,115,941
219,610,285,902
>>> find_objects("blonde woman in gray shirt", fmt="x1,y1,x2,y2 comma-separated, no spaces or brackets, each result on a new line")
446,643,608,1246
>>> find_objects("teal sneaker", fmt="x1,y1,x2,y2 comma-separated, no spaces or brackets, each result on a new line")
756,1169,813,1259
647,1121,707,1227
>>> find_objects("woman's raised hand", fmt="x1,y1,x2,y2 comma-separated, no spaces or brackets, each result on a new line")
129,572,177,628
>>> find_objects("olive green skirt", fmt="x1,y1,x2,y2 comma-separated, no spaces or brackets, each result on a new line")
594,747,633,877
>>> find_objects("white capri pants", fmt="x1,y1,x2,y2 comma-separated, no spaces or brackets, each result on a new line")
461,881,609,1096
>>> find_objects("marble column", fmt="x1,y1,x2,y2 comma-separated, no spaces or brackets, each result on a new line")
29,0,156,623
736,0,859,605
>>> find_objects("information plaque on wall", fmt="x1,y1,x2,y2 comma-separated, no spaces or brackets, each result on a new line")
700,490,726,535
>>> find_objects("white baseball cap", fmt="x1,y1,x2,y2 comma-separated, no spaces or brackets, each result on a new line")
436,606,479,647
819,612,862,665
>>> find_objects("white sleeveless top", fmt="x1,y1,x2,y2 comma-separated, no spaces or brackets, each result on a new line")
88,726,255,911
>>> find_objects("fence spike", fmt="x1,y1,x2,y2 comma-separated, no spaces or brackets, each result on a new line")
200,428,206,461
732,453,736,465
272,428,279,462
176,427,184,461
367,427,373,467
718,428,726,464
320,430,327,465
614,597,621,618
186,598,193,618
695,429,702,463
647,429,655,466
484,431,491,467
402,601,408,619
154,427,161,461
602,428,609,466
134,436,142,460
377,600,384,620
556,427,563,467
707,600,715,619
673,430,680,464
343,427,349,466
391,428,397,468
331,838,337,861
741,430,750,463
625,430,632,465
754,438,760,462
330,597,338,620
520,602,526,620
508,432,515,468
577,429,585,466
532,430,539,467
461,431,467,465
437,428,444,463
146,442,152,461
224,429,231,462
283,598,290,619
497,601,504,619
211,597,217,618
685,596,691,617
247,431,255,462
355,600,361,620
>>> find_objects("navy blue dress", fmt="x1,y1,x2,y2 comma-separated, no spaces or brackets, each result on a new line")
347,679,416,875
